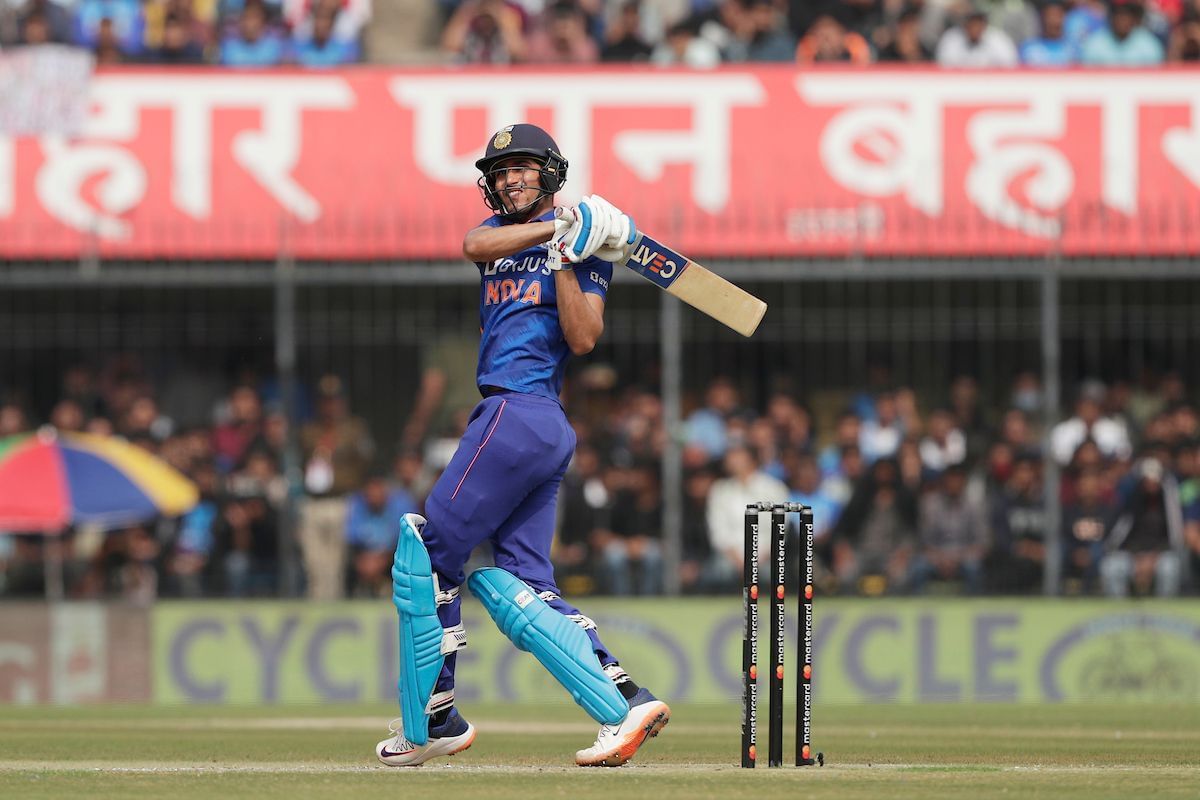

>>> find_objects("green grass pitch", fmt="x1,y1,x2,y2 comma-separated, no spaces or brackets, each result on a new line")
2,702,1198,799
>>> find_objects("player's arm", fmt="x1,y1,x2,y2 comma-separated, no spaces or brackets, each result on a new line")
462,221,556,263
555,271,604,355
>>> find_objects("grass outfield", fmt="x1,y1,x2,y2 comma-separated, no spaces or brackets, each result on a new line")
2,703,1198,799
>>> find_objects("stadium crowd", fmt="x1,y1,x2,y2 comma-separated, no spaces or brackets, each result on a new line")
0,0,370,66
1,356,1198,601
2,0,1198,66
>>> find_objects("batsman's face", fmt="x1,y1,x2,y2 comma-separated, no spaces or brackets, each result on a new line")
492,158,542,215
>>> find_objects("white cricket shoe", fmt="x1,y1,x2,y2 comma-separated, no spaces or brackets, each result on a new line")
376,708,476,767
575,688,670,767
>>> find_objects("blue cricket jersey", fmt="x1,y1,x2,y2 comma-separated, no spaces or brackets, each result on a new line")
473,209,613,400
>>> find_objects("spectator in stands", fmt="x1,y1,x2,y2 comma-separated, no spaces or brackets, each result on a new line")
685,376,744,460
936,3,1019,67
1051,380,1132,465
653,18,722,66
346,473,413,597
604,461,664,595
149,11,206,62
12,0,73,45
48,399,84,432
1060,466,1111,592
556,443,608,589
986,453,1046,592
298,374,373,600
166,461,220,597
93,15,126,62
680,466,717,592
1080,0,1164,64
831,458,918,594
602,1,653,61
1021,0,1078,64
859,389,904,463
912,463,988,593
715,0,794,61
213,385,263,473
215,489,278,596
286,0,370,45
786,450,843,544
442,0,527,63
919,407,968,475
706,443,789,588
877,4,934,62
0,401,28,435
796,11,872,63
1168,7,1200,60
220,1,285,65
75,0,145,55
293,6,358,65
526,0,599,63
1101,457,1185,596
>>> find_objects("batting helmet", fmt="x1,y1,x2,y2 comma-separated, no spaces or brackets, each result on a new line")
475,124,569,220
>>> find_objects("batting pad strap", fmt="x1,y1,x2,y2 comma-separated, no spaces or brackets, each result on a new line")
467,567,629,726
434,578,460,607
425,690,454,715
440,623,467,655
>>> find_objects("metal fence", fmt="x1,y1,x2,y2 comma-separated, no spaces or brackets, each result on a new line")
2,255,1198,596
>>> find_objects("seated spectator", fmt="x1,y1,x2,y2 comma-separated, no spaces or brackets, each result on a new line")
346,473,413,597
220,2,285,66
796,12,871,64
1168,7,1200,60
1021,0,1077,65
15,1,73,45
721,0,794,62
1080,0,1164,64
285,0,371,45
602,1,653,61
555,444,608,588
526,0,599,63
912,463,988,594
1051,381,1132,465
936,3,1019,67
1065,0,1109,46
1060,467,1112,592
786,450,843,548
919,407,967,475
831,458,918,594
49,399,85,431
877,5,934,62
214,491,278,596
94,16,127,62
1101,457,1185,596
442,0,527,64
652,18,722,66
75,0,145,55
680,466,717,592
293,7,358,65
986,453,1046,592
685,376,743,459
603,462,664,595
142,0,216,55
149,11,206,63
166,462,220,597
706,443,789,589
859,389,904,463
213,385,263,473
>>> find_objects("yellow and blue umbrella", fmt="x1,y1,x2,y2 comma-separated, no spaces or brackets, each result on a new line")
0,428,198,532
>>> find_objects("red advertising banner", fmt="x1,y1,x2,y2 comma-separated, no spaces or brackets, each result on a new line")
1,66,1198,260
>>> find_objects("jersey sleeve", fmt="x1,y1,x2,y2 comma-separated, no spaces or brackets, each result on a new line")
575,256,613,299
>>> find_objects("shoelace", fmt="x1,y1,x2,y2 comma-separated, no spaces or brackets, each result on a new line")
385,718,414,751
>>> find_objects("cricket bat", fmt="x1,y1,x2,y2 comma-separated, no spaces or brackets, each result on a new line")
618,232,767,337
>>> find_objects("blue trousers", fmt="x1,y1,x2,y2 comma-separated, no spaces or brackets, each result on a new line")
421,390,619,695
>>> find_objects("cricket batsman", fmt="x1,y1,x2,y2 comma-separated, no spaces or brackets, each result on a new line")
376,124,670,767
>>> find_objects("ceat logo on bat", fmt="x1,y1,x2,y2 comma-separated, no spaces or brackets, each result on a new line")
625,236,685,287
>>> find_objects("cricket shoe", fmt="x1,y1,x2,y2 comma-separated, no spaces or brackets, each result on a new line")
575,688,670,767
376,708,476,767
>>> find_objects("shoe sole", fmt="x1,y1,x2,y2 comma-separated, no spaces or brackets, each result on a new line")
378,725,476,767
577,704,671,767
